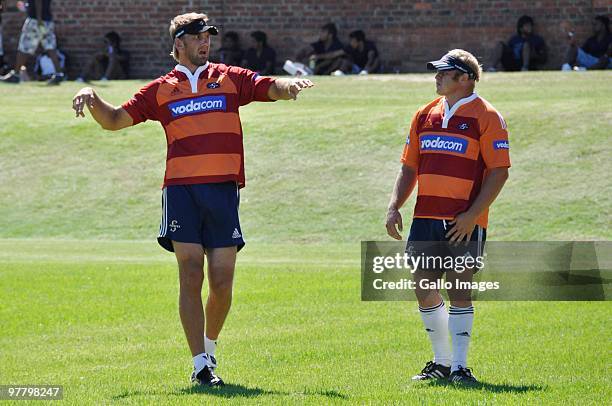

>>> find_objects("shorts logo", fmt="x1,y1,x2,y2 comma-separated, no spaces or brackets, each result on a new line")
493,140,510,150
169,220,181,232
406,133,410,145
420,135,468,154
207,82,221,89
232,228,242,239
168,95,226,117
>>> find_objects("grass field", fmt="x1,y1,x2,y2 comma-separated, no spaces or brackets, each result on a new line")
1,73,611,404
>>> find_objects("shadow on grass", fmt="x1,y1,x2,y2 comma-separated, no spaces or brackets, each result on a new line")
113,384,347,400
177,383,274,397
426,379,545,393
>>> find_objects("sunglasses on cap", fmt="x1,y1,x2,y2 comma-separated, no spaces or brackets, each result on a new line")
427,54,477,80
174,19,219,39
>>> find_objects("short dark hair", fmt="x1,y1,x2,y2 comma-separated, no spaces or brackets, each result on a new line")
595,15,610,34
224,31,239,42
104,31,121,47
251,30,267,46
321,23,337,38
516,15,534,34
349,30,365,42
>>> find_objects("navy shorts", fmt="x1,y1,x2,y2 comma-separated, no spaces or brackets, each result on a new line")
406,218,486,272
157,182,245,253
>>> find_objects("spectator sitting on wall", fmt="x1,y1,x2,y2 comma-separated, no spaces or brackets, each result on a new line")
241,30,276,75
212,31,243,66
35,47,65,80
488,15,547,72
76,32,129,82
562,15,611,71
298,23,345,75
342,30,380,74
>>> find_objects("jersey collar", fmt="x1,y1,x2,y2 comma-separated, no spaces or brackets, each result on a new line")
175,62,209,93
442,92,478,129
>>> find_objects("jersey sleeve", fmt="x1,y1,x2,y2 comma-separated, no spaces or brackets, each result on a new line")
121,80,160,125
479,110,511,169
400,110,420,168
229,66,276,106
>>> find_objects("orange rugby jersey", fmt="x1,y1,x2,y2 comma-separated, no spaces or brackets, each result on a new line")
401,93,511,228
122,62,275,188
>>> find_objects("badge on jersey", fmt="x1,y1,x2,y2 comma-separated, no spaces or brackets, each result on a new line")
493,140,510,150
420,135,468,154
168,95,227,118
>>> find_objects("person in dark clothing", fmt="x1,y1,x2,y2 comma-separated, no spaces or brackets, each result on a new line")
488,15,547,72
298,22,345,75
213,31,243,66
0,0,10,75
344,30,380,74
77,31,130,81
562,15,611,70
241,31,276,75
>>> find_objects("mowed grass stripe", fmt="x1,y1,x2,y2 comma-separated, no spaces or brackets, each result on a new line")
0,73,610,242
0,242,610,404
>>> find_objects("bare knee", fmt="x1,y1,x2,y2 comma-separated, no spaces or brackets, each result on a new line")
175,253,205,291
208,268,234,297
415,289,442,308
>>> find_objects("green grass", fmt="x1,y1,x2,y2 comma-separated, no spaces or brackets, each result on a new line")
1,241,610,404
0,73,610,241
0,73,611,403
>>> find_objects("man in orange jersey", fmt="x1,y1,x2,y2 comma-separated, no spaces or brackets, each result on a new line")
385,49,510,384
71,12,313,387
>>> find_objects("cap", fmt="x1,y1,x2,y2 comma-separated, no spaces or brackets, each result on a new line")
427,53,476,79
173,19,219,39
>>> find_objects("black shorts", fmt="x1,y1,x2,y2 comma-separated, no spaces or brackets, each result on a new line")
157,182,245,253
406,218,486,273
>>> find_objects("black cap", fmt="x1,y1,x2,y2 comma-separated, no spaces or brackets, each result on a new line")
427,53,476,80
174,19,218,39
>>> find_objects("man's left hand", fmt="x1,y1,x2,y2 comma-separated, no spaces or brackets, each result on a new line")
287,78,314,100
445,211,477,245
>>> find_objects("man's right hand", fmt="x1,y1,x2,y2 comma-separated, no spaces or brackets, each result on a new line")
72,87,96,117
386,207,403,240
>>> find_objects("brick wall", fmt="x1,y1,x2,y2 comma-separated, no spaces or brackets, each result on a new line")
1,0,610,78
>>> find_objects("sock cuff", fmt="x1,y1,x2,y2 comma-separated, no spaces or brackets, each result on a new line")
419,300,445,313
449,305,474,315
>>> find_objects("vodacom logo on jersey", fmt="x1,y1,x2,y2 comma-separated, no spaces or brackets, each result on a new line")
420,135,468,154
168,95,227,118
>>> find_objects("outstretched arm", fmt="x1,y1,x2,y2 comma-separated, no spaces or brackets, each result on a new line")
267,78,314,100
72,87,133,131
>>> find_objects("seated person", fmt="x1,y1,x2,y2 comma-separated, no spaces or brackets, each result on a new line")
77,31,129,81
563,15,611,70
344,30,380,74
489,15,547,71
35,48,66,80
241,30,276,74
298,23,345,75
212,31,243,66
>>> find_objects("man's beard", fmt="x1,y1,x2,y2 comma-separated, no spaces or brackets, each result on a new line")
188,50,207,66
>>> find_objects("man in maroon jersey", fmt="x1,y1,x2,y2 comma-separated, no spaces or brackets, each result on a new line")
72,12,313,387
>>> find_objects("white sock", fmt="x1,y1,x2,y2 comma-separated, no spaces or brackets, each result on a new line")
204,336,217,357
419,301,451,367
448,305,474,372
193,352,207,373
